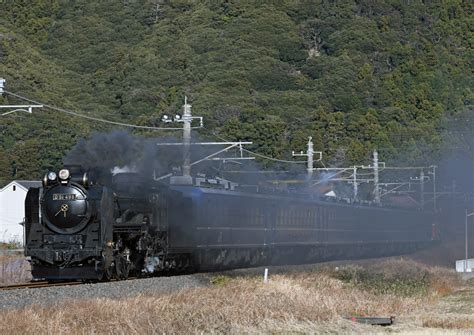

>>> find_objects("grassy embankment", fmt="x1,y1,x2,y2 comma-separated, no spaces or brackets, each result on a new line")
0,258,472,334
0,243,30,285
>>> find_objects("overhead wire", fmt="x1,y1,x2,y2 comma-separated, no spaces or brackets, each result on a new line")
201,127,307,164
4,89,314,166
242,148,307,164
3,90,185,131
7,89,466,165
4,89,319,166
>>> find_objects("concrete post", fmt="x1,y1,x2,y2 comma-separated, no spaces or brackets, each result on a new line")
420,169,425,209
373,150,380,204
182,96,192,178
307,136,314,178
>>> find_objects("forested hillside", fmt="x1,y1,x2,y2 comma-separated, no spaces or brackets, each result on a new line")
0,0,472,184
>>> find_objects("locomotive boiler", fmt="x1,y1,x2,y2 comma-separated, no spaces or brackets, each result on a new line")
24,167,438,281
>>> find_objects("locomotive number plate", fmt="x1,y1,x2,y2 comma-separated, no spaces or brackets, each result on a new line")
53,193,77,201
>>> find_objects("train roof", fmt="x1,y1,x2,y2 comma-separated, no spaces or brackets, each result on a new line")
169,184,432,214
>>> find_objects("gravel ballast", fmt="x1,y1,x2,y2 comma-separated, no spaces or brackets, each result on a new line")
0,274,211,310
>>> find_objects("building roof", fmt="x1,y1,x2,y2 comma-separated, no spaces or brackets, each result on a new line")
16,180,42,189
0,180,42,192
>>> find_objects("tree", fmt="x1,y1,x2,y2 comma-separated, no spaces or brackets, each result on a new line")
0,147,12,186
11,140,42,180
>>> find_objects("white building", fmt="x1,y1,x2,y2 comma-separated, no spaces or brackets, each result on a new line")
0,180,41,245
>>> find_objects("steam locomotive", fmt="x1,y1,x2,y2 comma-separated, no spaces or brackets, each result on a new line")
24,167,437,280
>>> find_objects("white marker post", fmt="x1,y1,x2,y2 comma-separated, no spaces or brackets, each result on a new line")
264,268,269,283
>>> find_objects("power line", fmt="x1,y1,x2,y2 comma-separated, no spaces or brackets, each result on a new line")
4,90,185,131
202,127,306,164
242,148,306,164
7,90,469,163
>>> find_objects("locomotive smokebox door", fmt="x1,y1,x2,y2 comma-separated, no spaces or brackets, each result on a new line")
42,184,91,234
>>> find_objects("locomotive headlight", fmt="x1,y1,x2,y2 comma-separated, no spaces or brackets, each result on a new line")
47,171,57,181
58,169,70,181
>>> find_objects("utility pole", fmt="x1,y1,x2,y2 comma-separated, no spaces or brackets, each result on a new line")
182,97,192,179
465,211,474,271
307,136,314,177
292,136,322,179
353,166,358,199
312,154,438,205
373,150,380,204
160,97,203,185
466,209,468,268
158,97,252,185
420,169,425,209
430,165,437,212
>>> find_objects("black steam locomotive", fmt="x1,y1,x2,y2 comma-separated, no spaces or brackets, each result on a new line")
24,167,437,280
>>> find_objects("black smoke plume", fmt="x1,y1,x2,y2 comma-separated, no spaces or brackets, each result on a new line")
63,130,183,180
63,130,276,184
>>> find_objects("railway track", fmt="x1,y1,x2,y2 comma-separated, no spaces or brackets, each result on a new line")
0,280,83,291
0,276,142,291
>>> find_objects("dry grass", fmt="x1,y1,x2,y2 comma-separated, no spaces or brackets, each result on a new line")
0,259,465,334
422,317,474,329
0,252,31,285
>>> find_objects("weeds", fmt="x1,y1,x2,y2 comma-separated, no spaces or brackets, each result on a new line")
0,253,31,285
324,259,459,298
329,265,430,296
0,241,22,250
210,275,231,286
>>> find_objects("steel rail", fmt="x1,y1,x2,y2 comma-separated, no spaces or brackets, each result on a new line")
0,280,82,291
0,276,140,291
